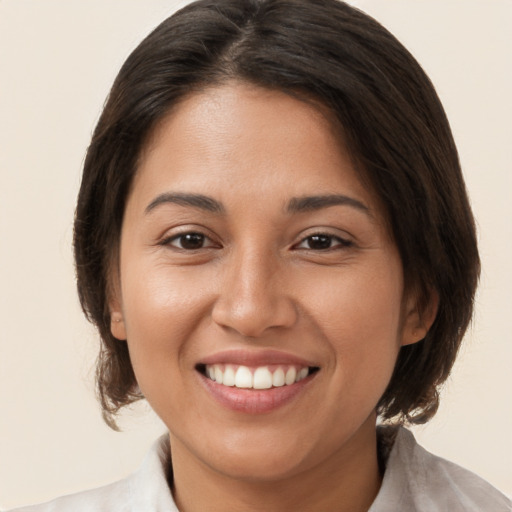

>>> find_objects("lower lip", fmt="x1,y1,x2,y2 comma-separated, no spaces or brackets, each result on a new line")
199,372,316,414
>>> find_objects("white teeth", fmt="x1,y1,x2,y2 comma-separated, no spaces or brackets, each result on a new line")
297,367,309,382
253,367,273,389
235,366,253,388
222,365,235,386
205,364,313,389
285,367,297,385
272,368,285,387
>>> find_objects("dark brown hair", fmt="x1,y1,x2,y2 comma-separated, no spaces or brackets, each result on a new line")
74,0,480,429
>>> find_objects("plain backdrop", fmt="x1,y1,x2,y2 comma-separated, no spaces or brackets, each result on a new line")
0,0,511,508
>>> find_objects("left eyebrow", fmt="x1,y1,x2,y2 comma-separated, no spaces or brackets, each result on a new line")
287,194,371,216
145,192,225,215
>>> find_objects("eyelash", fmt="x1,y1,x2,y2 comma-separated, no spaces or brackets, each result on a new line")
293,233,353,251
161,232,217,250
161,231,353,252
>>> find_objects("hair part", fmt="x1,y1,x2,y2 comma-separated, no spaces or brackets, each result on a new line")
74,0,480,429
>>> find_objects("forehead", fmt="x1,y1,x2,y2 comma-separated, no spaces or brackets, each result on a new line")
131,83,380,218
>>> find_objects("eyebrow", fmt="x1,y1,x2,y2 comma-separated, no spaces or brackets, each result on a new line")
287,194,371,216
145,193,225,214
145,192,370,217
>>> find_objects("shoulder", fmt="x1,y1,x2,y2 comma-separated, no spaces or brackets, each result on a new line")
371,427,511,512
6,434,178,512
6,478,131,512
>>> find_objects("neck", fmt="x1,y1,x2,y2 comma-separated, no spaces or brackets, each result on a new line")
169,417,382,512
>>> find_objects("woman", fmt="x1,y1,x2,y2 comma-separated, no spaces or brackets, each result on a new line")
9,0,510,510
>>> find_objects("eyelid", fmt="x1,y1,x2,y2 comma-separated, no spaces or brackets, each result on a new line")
169,234,216,249
158,226,221,249
293,230,354,250
157,226,353,251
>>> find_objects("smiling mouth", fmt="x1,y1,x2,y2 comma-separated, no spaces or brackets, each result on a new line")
196,363,320,390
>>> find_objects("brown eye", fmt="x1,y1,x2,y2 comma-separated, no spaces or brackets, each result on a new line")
296,233,352,251
307,234,334,250
168,232,208,250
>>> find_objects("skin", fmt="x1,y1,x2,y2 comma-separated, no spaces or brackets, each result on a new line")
110,83,433,512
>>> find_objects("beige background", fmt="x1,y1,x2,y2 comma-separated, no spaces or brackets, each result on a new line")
0,0,511,508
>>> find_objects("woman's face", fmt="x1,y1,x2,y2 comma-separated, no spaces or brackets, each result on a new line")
111,83,424,481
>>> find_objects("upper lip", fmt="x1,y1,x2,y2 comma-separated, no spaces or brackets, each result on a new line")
197,349,319,368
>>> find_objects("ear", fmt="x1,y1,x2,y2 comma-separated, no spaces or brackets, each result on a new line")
401,288,439,347
110,307,127,340
108,272,127,341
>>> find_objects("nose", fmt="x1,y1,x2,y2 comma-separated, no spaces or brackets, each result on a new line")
211,248,298,338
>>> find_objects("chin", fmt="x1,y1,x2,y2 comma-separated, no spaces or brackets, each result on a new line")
209,448,311,482
190,424,334,483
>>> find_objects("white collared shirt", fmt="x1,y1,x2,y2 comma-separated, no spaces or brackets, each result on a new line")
9,428,511,511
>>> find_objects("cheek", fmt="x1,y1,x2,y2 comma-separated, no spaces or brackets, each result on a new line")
303,261,404,343
119,262,216,378
300,260,404,398
123,257,213,321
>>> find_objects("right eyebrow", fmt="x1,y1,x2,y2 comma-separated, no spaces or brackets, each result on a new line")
144,192,225,215
287,194,372,217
